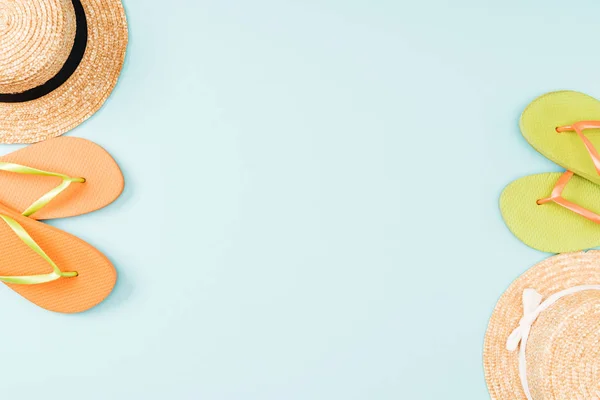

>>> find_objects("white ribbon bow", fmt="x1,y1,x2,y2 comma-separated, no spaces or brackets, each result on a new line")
506,289,543,351
502,285,600,400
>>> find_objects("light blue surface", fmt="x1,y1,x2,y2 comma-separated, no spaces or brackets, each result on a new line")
1,0,599,399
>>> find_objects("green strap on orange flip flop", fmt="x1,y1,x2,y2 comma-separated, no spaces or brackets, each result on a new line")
0,164,83,284
0,161,85,217
0,214,77,284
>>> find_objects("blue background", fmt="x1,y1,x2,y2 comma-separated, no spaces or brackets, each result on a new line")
1,0,599,399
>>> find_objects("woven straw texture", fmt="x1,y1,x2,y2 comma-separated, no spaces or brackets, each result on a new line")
0,0,127,143
484,251,600,399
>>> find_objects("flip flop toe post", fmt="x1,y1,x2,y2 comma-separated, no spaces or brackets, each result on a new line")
0,137,124,219
521,91,600,185
500,172,600,253
0,202,116,312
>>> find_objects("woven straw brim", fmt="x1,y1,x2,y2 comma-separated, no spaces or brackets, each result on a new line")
483,251,600,399
0,0,127,144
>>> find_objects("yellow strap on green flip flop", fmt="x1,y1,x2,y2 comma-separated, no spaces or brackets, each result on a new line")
0,162,85,217
0,214,77,284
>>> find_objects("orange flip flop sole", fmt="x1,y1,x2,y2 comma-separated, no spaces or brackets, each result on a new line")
0,201,116,313
0,137,124,219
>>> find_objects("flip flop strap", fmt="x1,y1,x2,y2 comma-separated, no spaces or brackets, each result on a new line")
557,121,600,175
0,162,85,217
537,171,600,224
0,214,77,285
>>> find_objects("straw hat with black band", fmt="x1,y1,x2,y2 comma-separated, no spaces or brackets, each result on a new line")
0,0,127,143
484,251,600,399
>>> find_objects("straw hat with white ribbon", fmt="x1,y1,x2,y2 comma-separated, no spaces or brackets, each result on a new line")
0,0,127,143
484,251,600,399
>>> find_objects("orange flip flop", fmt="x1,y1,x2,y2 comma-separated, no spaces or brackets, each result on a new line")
0,201,116,313
0,137,123,220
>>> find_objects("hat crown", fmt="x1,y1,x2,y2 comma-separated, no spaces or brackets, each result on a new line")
527,290,600,398
0,0,76,94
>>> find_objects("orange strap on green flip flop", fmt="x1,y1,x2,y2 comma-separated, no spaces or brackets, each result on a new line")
556,121,600,175
0,136,124,220
500,172,600,253
520,91,600,187
536,171,600,224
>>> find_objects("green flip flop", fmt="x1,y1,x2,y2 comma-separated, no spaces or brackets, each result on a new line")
521,90,600,185
500,171,600,253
